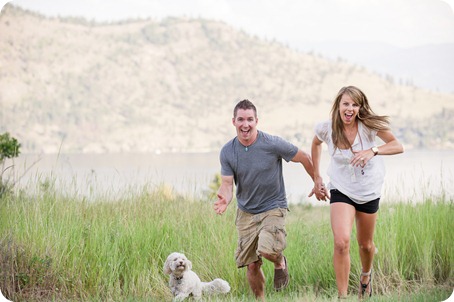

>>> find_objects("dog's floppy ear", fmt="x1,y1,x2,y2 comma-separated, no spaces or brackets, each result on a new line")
163,258,172,275
163,253,175,275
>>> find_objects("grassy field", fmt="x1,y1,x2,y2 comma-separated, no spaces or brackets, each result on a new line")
0,179,453,301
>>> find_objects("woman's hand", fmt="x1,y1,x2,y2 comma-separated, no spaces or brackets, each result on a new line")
351,149,374,168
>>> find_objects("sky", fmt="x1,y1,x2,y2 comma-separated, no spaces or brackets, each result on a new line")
2,0,454,49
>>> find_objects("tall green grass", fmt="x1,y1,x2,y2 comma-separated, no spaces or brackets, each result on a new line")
0,178,452,301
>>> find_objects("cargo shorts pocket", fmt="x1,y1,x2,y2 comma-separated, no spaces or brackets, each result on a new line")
271,225,287,253
235,233,259,268
258,224,287,255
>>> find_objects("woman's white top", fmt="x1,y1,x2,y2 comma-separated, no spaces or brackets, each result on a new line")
315,120,385,203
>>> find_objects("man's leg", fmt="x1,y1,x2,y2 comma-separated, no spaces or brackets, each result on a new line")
261,251,288,291
257,208,289,291
261,252,285,270
235,209,266,299
247,260,265,300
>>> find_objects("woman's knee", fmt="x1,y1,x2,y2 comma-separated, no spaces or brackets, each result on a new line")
358,240,375,253
333,237,350,254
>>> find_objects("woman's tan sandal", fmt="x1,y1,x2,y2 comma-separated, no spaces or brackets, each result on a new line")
359,269,372,298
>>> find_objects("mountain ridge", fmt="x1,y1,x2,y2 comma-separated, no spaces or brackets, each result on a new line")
299,40,454,93
1,4,454,153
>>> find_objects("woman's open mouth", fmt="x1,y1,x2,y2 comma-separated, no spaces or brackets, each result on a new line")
345,113,353,122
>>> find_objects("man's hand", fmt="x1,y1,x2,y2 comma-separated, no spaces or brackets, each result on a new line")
214,193,229,215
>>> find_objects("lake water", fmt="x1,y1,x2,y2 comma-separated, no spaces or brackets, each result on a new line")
6,150,454,205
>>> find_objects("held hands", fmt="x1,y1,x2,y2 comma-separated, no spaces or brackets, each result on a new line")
214,194,228,215
308,178,330,201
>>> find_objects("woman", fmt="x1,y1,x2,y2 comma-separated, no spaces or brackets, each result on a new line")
311,86,404,299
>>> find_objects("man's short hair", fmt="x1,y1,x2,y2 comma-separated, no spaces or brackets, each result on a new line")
234,99,257,117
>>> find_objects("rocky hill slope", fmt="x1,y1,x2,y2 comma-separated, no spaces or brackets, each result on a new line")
1,4,453,153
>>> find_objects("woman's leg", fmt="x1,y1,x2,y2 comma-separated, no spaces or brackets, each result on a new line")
330,202,356,297
355,210,378,295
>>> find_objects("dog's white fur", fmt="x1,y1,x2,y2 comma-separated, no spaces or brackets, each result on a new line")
163,252,230,301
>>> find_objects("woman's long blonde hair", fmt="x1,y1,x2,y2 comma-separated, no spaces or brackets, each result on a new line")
331,86,390,150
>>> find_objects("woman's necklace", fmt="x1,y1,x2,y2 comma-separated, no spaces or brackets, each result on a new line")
339,127,365,182
344,123,358,145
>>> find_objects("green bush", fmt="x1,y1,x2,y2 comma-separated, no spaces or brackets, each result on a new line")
0,132,21,197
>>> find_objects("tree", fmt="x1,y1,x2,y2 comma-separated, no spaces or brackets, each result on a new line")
0,132,21,196
0,132,21,162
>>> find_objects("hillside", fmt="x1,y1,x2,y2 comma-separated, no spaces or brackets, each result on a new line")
1,4,454,153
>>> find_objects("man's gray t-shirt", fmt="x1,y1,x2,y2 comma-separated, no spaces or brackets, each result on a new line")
220,131,298,214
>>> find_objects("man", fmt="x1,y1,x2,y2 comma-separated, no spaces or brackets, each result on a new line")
214,99,320,300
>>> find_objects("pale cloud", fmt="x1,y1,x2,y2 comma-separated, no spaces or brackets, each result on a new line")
442,0,454,10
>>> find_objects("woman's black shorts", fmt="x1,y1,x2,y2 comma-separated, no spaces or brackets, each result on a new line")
330,189,379,214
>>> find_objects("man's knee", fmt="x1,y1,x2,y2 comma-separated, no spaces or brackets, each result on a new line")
247,259,262,273
259,251,282,264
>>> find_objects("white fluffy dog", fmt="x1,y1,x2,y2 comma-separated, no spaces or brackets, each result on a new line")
163,252,230,300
